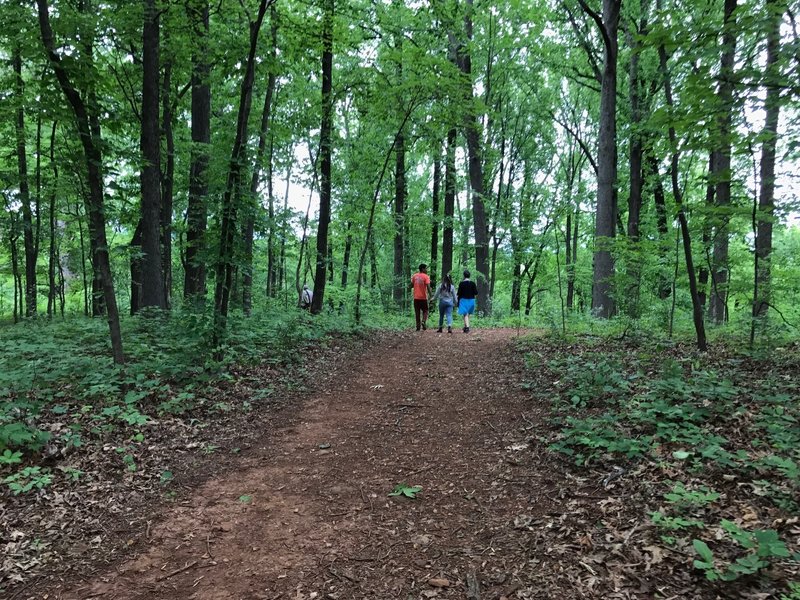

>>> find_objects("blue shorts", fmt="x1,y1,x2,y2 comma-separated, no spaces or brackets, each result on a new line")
458,298,475,316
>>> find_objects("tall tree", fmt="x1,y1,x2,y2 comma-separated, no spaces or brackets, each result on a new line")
212,0,272,342
12,40,37,317
243,6,279,315
452,0,490,315
753,0,783,323
139,0,165,310
658,3,707,351
36,0,124,363
709,0,738,324
441,128,456,279
580,0,621,319
184,0,211,303
310,0,334,314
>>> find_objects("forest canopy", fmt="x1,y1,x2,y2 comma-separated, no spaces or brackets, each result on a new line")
0,0,799,350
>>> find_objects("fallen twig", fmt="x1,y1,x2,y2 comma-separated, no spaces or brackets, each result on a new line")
155,560,199,581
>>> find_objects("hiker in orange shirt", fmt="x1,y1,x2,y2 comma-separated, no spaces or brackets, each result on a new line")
410,263,432,331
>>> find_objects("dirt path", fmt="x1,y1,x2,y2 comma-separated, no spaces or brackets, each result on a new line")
60,329,561,600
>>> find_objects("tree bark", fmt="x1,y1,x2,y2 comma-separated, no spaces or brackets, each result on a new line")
213,0,271,342
442,128,456,279
310,0,334,314
160,53,174,309
626,22,644,316
47,121,58,318
393,130,406,305
244,6,278,313
754,0,782,322
184,0,211,303
430,145,441,285
139,0,165,310
455,0,491,315
13,46,37,317
582,0,620,319
709,0,738,324
658,19,707,351
37,0,125,363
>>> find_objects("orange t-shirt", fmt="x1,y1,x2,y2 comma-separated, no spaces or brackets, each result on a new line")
411,272,430,300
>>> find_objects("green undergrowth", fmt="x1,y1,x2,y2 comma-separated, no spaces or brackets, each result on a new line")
520,331,800,593
0,305,372,481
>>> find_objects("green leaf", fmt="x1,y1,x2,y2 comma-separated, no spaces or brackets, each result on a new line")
672,450,691,460
388,483,422,498
692,539,714,563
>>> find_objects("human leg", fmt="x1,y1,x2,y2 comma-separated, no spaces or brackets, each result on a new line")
413,300,423,330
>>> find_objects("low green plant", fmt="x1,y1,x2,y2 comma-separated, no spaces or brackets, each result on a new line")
388,483,422,498
4,466,53,495
692,522,795,582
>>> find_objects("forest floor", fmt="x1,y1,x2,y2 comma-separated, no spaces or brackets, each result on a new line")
6,327,797,599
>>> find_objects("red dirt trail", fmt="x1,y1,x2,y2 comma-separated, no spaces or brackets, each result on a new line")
58,328,563,600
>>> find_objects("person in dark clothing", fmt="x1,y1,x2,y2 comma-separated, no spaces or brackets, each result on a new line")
456,269,478,333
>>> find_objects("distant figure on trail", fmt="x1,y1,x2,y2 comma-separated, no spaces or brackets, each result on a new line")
433,273,457,334
410,263,432,331
457,270,478,333
299,284,313,310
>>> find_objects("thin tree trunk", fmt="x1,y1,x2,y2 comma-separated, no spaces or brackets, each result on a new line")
568,207,579,310
13,46,37,317
47,121,58,318
626,21,644,317
212,0,271,344
393,131,406,305
160,53,174,309
310,0,333,314
76,201,89,316
341,221,352,288
130,219,143,314
442,128,456,279
244,6,278,314
658,18,707,351
430,145,441,285
645,149,671,299
37,0,124,363
139,0,165,310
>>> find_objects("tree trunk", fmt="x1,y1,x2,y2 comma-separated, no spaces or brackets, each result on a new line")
160,53,174,309
442,128,456,279
645,149,671,299
37,0,125,363
709,0,738,324
455,0,491,315
13,46,37,317
430,145,441,285
244,6,278,314
139,0,165,310
341,221,352,288
393,131,406,305
184,0,211,303
310,0,333,314
585,0,620,319
47,121,58,317
626,22,644,316
753,0,782,322
658,18,707,351
130,219,143,314
213,0,271,342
